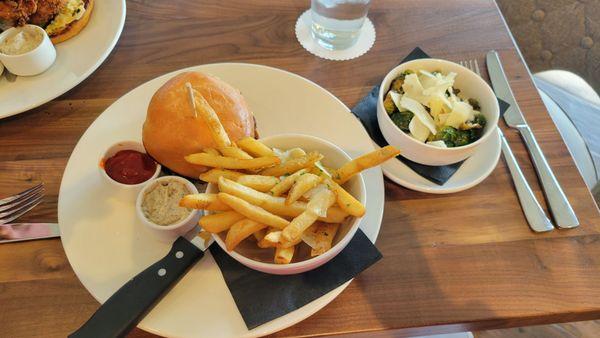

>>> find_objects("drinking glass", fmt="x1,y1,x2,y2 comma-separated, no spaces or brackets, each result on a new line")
310,0,371,50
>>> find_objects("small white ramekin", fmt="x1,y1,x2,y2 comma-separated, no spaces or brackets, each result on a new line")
206,133,367,275
0,25,56,76
136,176,201,239
99,141,161,201
377,58,500,166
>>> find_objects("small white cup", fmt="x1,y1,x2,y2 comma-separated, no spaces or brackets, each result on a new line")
100,141,161,201
0,24,56,76
136,176,201,240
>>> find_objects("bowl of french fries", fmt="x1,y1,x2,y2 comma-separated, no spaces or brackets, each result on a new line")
180,134,400,274
174,82,399,273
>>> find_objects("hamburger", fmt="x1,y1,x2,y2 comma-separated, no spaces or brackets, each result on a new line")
0,0,94,44
143,72,257,178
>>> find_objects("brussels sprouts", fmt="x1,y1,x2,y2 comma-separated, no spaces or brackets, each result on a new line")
390,111,414,132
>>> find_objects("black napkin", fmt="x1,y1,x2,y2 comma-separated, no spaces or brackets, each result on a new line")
351,47,510,185
210,229,382,329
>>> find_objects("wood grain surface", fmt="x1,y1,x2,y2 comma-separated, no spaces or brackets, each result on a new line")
1,0,599,337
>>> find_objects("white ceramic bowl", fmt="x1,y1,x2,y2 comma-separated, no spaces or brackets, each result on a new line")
377,58,500,166
206,134,367,275
99,141,161,201
136,176,201,240
0,25,56,76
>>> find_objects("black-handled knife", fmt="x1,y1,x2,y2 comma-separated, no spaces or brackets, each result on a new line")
69,232,212,338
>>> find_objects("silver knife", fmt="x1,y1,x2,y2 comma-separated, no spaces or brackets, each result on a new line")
0,223,60,243
487,51,579,229
499,129,554,232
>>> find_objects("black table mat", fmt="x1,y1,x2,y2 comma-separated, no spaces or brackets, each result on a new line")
210,228,382,329
351,47,509,185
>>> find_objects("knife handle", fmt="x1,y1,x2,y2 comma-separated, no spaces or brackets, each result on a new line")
516,125,579,228
500,129,554,233
69,237,204,338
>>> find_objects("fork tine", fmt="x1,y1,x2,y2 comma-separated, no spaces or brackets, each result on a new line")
0,194,44,225
474,59,481,77
0,183,43,207
0,188,44,213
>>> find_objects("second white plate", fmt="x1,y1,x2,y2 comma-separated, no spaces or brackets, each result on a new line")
382,128,501,194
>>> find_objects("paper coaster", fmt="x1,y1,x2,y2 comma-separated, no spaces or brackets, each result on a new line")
295,10,376,61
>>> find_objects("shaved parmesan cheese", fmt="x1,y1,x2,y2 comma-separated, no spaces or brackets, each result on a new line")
400,96,437,134
389,91,403,110
303,184,328,200
423,81,453,97
427,140,448,148
409,117,430,142
445,102,473,128
436,113,450,127
402,74,429,106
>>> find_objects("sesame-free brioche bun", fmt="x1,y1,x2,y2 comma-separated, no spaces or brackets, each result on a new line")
143,72,256,178
50,0,95,44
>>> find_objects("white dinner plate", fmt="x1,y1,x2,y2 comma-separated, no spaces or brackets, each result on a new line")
0,0,126,119
58,63,385,338
381,128,501,194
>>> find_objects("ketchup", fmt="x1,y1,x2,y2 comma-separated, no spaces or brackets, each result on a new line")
104,150,157,184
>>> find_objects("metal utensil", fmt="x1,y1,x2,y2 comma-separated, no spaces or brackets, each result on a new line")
486,51,579,229
460,59,553,232
0,184,44,225
0,222,60,243
69,230,213,338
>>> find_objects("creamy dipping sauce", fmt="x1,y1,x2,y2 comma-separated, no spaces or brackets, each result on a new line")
0,29,43,55
142,179,191,226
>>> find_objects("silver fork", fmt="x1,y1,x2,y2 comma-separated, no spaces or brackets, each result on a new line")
459,59,554,232
0,184,45,225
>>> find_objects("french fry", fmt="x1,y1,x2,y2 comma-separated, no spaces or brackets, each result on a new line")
237,175,280,192
274,245,295,264
332,145,400,184
281,189,336,244
185,153,280,170
257,227,280,248
199,211,245,233
281,212,319,246
324,178,366,217
188,86,231,149
285,173,321,205
199,168,245,183
180,193,232,211
287,147,307,159
225,218,267,251
219,146,253,160
311,223,339,256
253,228,267,242
237,137,275,157
306,188,336,217
301,223,319,249
268,169,308,197
203,148,221,156
260,151,323,176
217,193,289,229
218,177,348,222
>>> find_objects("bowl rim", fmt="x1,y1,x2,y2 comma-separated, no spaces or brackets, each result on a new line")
378,58,500,152
136,175,200,231
0,24,50,58
208,133,366,272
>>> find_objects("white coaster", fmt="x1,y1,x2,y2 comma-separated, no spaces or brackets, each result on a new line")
295,10,376,61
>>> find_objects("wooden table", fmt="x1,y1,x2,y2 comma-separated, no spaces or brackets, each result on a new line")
1,0,600,337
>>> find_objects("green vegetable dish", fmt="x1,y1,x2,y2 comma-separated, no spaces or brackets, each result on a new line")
383,69,486,148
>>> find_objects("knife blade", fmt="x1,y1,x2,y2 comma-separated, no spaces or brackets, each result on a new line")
0,223,60,243
69,228,213,338
486,50,579,229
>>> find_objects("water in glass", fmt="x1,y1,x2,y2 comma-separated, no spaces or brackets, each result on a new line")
310,0,371,50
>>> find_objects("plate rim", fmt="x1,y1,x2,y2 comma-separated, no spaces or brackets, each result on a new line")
58,62,385,338
382,128,501,194
0,0,127,119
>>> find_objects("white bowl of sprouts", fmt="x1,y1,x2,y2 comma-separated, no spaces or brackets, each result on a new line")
377,58,499,166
